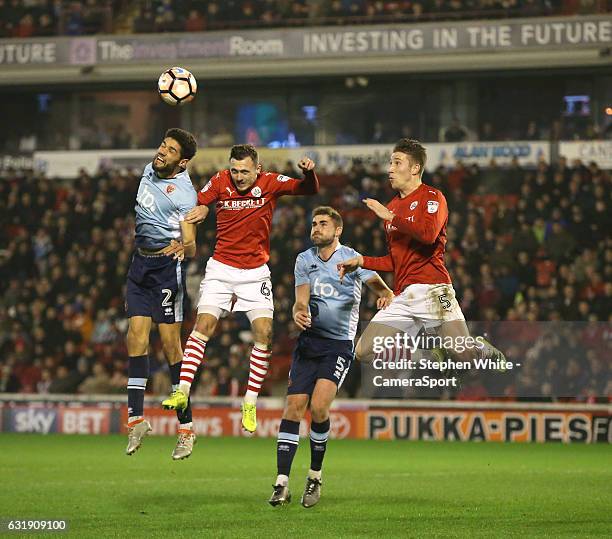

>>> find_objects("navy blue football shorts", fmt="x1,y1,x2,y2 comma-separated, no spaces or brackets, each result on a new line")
126,251,187,324
287,333,354,396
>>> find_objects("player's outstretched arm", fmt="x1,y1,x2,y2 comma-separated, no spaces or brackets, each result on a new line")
185,204,210,224
292,283,312,330
365,275,394,310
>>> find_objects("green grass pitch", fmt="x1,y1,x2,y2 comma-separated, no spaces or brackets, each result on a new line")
1,435,610,538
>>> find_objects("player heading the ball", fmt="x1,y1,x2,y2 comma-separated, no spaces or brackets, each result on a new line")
162,144,320,439
125,128,198,460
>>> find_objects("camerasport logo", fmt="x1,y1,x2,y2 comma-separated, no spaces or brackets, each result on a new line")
166,184,176,194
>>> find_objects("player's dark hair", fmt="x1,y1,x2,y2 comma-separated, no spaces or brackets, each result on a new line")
393,138,427,175
230,144,259,164
313,206,343,228
165,128,197,161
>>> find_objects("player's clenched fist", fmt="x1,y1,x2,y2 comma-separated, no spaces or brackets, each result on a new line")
337,255,364,283
185,205,208,224
293,310,312,331
297,157,315,172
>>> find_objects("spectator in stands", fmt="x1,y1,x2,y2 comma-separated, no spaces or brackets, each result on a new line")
79,363,113,394
205,1,222,26
65,2,84,35
185,9,205,32
370,121,389,143
37,368,53,394
0,356,20,392
479,122,496,141
213,366,240,397
48,365,81,393
133,8,155,33
443,117,469,142
523,120,541,140
209,125,235,147
14,13,34,37
37,12,55,36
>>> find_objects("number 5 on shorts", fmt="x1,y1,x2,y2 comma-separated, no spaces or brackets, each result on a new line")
334,356,346,379
438,293,451,310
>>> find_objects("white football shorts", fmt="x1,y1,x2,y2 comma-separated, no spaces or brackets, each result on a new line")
197,257,274,318
370,283,465,333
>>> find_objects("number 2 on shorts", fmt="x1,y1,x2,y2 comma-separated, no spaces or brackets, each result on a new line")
161,288,173,307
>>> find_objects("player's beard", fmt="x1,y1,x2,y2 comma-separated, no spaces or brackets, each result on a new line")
153,156,176,178
311,234,334,247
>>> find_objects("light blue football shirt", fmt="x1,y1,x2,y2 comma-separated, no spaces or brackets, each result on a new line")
295,244,378,341
134,162,197,249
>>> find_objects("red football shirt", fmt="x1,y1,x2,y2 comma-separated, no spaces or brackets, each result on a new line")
198,169,319,269
362,183,451,294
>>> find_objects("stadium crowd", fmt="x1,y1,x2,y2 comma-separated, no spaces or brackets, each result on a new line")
131,0,561,33
0,0,118,37
0,0,602,37
0,156,609,401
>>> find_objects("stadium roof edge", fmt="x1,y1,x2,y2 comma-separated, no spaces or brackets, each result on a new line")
0,48,609,86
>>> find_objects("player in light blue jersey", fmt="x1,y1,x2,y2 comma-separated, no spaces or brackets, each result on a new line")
125,128,199,460
269,206,393,508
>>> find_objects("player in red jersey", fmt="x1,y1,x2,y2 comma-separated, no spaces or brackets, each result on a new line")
162,144,319,435
338,138,504,369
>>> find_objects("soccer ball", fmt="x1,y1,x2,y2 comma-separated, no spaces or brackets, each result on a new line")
158,67,197,106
